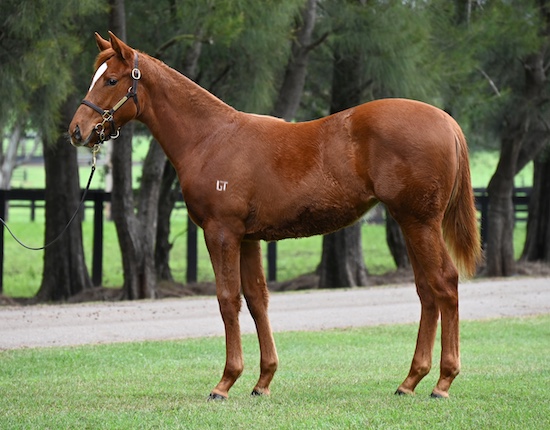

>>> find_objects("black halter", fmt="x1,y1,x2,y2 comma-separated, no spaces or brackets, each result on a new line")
81,52,141,143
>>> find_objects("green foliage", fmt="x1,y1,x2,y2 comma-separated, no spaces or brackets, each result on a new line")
198,0,304,112
127,0,303,113
436,0,545,148
1,316,549,428
0,0,106,140
336,0,439,101
298,0,449,120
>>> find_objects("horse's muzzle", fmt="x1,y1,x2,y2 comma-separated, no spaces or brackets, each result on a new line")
69,124,95,148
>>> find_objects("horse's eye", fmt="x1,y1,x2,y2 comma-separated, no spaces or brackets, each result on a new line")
107,78,118,86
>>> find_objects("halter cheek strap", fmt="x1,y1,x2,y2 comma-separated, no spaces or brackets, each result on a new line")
81,52,141,143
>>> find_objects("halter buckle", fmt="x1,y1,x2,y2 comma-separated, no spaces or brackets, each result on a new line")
94,123,106,142
132,68,141,80
91,144,101,168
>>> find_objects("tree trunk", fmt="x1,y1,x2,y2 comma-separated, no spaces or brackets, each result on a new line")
36,98,92,301
485,137,518,276
108,0,164,299
271,0,318,121
0,117,24,189
111,129,165,299
318,222,368,288
318,48,369,288
485,43,550,275
155,162,178,281
521,152,550,262
385,208,410,269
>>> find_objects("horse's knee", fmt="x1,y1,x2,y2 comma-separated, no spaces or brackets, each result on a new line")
217,290,242,316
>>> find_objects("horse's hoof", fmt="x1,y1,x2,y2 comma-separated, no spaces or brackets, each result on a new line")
395,389,408,396
251,389,263,396
430,392,446,399
207,392,227,401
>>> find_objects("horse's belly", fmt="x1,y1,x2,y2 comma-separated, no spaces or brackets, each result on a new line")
244,198,377,241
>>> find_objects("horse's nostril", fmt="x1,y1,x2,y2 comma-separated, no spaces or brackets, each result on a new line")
74,124,82,141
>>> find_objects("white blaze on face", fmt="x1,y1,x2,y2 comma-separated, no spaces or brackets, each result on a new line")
88,62,108,92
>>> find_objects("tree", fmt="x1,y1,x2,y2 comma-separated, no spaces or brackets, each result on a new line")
105,0,166,299
476,1,550,275
271,0,322,122
1,0,101,301
386,211,411,270
37,97,93,301
522,150,550,262
0,117,38,191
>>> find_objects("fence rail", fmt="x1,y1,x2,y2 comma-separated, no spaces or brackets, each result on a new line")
0,187,531,294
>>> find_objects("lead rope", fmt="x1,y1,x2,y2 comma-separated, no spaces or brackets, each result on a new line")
0,144,100,251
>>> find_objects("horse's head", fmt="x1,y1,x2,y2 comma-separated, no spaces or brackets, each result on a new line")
69,32,141,148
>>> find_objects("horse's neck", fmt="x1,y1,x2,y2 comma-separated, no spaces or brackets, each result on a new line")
138,55,236,170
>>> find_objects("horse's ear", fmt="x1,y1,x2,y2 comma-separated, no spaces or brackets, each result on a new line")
108,31,134,62
95,32,111,52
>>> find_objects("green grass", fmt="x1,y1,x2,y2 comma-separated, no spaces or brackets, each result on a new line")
469,150,533,188
1,315,548,429
2,208,528,298
1,210,394,297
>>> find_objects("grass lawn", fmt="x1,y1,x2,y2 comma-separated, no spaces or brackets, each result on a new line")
1,211,396,297
0,315,548,429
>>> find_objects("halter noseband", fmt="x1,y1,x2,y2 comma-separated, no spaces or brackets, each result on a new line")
81,52,141,144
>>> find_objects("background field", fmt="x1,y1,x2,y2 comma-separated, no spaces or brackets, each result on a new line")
1,148,534,297
1,315,548,429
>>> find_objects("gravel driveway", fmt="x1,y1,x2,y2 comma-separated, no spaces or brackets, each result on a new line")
1,277,548,350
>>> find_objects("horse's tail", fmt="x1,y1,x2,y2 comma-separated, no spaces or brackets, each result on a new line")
442,123,483,278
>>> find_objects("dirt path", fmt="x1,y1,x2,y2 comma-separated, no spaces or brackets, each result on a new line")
1,277,548,350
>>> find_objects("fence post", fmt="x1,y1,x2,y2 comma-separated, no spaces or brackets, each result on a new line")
0,190,5,294
92,191,104,286
267,242,277,281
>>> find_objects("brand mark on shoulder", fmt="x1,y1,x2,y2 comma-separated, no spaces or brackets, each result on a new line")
216,180,228,191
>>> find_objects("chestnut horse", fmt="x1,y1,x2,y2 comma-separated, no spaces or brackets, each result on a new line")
69,32,481,400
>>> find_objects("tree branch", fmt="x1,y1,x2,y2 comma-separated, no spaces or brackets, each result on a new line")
476,67,501,96
153,34,196,59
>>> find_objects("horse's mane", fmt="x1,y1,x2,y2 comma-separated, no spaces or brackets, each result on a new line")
93,48,151,69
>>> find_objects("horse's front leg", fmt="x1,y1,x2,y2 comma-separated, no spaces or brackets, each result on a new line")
240,240,278,396
204,224,244,400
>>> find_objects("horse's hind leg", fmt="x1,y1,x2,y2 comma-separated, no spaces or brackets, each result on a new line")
395,236,439,395
396,221,460,398
240,240,278,395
